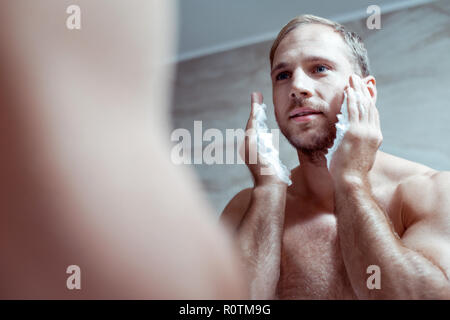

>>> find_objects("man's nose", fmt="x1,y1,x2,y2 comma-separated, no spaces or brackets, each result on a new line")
289,71,313,99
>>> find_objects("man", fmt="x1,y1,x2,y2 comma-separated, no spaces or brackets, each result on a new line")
221,15,450,299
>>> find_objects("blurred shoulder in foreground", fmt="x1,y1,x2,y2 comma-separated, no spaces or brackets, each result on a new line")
0,0,246,299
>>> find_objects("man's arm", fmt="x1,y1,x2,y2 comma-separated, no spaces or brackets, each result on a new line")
220,188,252,230
335,172,450,299
331,74,450,299
221,184,287,299
220,92,289,299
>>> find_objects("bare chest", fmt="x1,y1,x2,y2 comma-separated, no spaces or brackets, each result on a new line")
277,183,401,299
277,210,356,299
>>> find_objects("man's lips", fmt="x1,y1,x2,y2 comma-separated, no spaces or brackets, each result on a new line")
288,107,323,119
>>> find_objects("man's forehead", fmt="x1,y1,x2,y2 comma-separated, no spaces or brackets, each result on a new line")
273,24,351,66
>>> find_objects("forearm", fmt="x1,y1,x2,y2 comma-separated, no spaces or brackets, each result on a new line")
237,184,287,299
335,176,448,299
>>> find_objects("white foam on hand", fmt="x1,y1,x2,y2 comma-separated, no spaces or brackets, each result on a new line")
253,102,292,186
325,92,349,168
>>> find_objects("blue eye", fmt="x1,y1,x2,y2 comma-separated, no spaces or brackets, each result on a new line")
314,65,329,73
276,71,291,81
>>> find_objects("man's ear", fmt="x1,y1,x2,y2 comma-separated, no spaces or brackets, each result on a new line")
364,76,377,103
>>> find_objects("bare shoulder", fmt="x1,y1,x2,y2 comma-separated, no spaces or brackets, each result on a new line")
379,149,450,227
372,151,443,225
398,170,450,224
220,188,253,230
373,151,436,184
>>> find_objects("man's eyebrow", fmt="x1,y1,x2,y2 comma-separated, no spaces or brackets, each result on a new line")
271,62,288,76
304,56,335,64
271,56,336,76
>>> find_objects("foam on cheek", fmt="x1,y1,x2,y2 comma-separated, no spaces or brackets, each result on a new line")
325,92,349,168
253,102,292,186
251,94,347,184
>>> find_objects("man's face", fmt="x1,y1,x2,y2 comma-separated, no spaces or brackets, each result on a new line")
271,24,355,153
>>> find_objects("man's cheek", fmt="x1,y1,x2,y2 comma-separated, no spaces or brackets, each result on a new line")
328,104,343,122
274,109,283,125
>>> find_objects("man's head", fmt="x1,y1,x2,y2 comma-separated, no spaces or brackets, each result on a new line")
270,15,376,155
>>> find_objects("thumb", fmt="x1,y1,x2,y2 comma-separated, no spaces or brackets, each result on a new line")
251,92,263,114
247,92,263,130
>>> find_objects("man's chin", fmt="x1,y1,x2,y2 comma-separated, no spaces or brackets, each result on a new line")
284,130,335,153
289,140,331,153
277,118,336,150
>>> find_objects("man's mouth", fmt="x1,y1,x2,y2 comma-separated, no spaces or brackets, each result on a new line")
289,107,323,120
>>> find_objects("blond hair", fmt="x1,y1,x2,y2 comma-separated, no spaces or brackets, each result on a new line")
270,14,371,77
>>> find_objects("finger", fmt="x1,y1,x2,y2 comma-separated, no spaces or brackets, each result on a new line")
354,76,369,122
356,91,368,122
348,75,360,122
371,106,380,127
350,75,364,121
247,92,263,130
359,78,378,125
251,91,263,105
245,111,253,131
346,87,359,123
251,91,263,119
356,76,375,117
362,81,372,101
355,74,371,100
349,74,356,90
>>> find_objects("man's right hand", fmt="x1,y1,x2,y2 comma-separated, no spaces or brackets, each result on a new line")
241,91,289,188
220,92,289,299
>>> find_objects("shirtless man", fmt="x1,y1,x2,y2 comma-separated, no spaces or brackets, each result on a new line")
221,15,450,299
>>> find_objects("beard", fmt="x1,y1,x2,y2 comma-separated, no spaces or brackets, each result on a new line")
276,98,338,157
283,119,336,155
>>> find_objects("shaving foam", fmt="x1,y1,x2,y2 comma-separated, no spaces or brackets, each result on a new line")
253,102,292,186
325,92,349,168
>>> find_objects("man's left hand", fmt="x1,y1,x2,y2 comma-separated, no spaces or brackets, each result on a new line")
330,74,383,182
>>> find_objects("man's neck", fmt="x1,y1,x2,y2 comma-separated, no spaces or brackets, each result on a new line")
289,150,335,211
